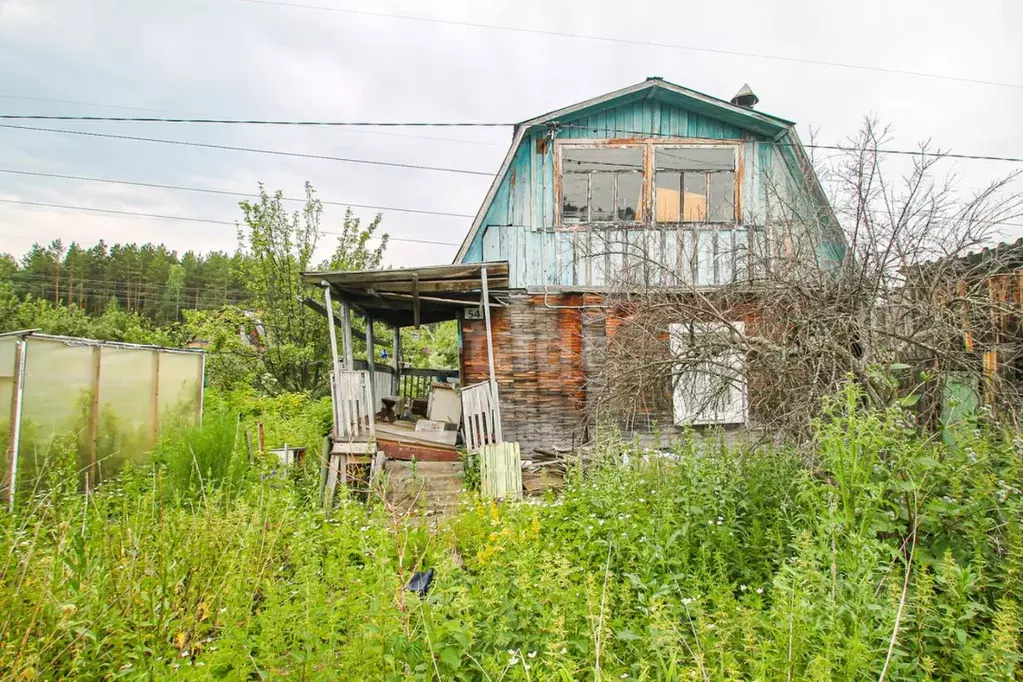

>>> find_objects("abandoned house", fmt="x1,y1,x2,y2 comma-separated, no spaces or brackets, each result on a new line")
302,77,846,483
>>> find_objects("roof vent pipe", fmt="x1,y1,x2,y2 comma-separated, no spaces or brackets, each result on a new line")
730,83,759,109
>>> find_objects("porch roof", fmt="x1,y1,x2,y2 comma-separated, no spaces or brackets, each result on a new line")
301,261,510,327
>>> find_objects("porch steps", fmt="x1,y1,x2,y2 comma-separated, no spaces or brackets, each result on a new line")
382,461,464,519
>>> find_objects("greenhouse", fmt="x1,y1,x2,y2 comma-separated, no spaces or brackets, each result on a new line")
0,331,205,504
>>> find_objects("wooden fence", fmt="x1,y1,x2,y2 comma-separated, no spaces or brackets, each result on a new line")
461,381,500,452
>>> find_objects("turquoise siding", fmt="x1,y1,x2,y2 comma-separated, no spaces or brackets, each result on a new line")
463,98,842,288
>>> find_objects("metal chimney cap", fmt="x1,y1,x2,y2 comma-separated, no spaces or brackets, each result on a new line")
730,83,759,109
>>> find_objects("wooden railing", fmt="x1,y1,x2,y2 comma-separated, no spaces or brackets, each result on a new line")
461,381,500,452
399,366,459,399
330,369,375,442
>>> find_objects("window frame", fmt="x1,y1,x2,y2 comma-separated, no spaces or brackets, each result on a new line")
558,142,647,227
669,321,748,426
555,138,743,231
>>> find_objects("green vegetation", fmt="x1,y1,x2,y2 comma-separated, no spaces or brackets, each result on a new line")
0,184,457,396
1,386,1020,680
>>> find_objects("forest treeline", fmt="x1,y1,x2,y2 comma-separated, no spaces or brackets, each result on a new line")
4,239,251,324
0,184,457,392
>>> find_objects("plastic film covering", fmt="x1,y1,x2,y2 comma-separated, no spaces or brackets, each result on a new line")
8,336,204,495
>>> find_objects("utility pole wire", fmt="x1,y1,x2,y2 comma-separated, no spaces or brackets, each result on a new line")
4,121,1022,165
231,0,1023,90
0,115,513,126
0,124,496,177
0,199,462,247
0,168,476,218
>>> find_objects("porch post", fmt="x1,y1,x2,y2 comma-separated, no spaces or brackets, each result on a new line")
392,325,401,395
480,265,503,442
341,300,354,371
365,314,376,408
322,283,341,378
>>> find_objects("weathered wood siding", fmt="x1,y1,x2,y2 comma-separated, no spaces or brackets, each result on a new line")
461,98,841,287
461,293,776,453
461,293,588,453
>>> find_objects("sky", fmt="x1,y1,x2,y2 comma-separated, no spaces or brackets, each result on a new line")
1,0,1021,268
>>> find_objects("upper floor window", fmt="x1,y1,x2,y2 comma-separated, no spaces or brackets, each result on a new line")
561,146,644,225
654,147,736,224
557,141,739,228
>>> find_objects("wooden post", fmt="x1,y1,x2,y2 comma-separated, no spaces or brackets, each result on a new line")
318,435,330,503
341,300,354,371
87,345,101,491
392,325,401,396
480,265,503,442
257,422,265,452
149,350,161,449
365,314,376,407
323,284,342,378
5,339,26,509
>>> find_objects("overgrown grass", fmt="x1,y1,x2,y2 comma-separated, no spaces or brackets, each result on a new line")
0,386,1021,680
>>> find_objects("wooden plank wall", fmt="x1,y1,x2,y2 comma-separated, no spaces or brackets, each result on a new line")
462,293,772,453
461,293,588,454
462,97,843,287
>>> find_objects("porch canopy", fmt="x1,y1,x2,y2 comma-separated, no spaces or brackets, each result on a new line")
300,261,510,327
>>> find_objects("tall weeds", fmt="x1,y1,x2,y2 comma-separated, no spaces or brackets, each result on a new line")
0,385,1019,680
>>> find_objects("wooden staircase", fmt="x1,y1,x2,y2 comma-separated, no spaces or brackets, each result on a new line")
382,460,464,519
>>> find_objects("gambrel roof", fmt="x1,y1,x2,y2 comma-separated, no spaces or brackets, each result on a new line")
454,77,821,264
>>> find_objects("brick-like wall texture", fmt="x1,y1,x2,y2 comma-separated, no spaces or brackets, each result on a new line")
461,293,770,454
461,293,588,454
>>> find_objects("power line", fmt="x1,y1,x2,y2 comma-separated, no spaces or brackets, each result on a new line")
0,105,507,147
12,273,249,293
0,124,496,177
0,115,513,127
230,0,1023,90
0,199,462,247
0,168,476,218
558,124,1023,164
5,120,1021,166
0,94,201,116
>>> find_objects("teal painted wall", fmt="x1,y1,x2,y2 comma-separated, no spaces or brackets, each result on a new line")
463,98,842,288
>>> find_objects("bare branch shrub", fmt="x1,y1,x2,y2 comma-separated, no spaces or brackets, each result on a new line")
586,119,1023,441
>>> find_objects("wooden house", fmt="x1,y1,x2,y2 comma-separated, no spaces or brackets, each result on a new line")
303,78,844,466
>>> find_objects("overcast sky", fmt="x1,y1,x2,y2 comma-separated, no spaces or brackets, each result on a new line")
1,0,1021,267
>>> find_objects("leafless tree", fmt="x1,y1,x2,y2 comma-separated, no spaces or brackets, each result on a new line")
585,118,1023,442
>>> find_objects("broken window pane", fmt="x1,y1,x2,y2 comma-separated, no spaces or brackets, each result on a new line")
617,172,643,221
656,146,734,172
589,173,615,222
655,171,681,223
563,146,643,172
683,173,707,222
561,146,643,224
708,171,736,222
562,174,588,223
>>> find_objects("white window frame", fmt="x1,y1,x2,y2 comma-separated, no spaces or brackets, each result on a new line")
669,321,748,425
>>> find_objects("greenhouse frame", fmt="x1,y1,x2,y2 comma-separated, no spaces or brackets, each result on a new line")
1,331,205,506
